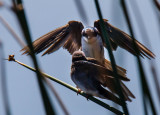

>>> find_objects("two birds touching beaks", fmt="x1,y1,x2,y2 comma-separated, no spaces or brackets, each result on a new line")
21,19,155,105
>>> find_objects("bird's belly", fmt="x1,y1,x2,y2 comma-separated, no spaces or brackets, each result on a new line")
82,40,104,63
72,73,99,96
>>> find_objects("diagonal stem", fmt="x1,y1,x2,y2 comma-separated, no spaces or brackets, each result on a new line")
94,0,129,114
7,56,124,115
0,40,11,115
120,0,157,114
11,0,56,114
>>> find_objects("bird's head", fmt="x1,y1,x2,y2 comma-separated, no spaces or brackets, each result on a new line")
72,51,87,62
82,27,99,43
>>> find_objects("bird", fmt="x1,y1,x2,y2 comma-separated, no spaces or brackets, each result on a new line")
21,19,155,60
21,19,155,78
21,19,155,80
71,51,135,105
21,19,137,104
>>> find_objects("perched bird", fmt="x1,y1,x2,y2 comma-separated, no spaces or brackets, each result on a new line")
21,19,155,60
80,26,126,78
71,51,135,105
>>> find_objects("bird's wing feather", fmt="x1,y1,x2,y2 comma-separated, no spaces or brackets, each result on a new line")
104,59,128,80
21,21,84,55
97,86,122,105
74,60,130,81
85,58,134,101
102,78,135,101
94,19,155,59
86,57,130,81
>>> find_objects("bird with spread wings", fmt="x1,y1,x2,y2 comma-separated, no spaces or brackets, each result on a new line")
21,19,155,103
21,19,155,81
21,19,155,59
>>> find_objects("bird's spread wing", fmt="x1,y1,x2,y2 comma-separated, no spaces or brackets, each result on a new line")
21,21,84,55
94,19,155,59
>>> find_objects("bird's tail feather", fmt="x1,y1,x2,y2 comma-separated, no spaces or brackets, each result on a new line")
104,59,128,80
136,40,155,59
103,78,135,101
98,87,122,105
120,82,135,100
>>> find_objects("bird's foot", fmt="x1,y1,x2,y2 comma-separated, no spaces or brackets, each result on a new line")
77,89,82,95
86,94,92,101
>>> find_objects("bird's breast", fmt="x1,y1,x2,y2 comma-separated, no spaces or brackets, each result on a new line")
81,35,104,63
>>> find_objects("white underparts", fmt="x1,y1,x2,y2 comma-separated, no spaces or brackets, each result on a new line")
81,35,104,63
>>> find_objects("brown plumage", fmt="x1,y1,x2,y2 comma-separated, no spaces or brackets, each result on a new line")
85,57,129,81
86,58,135,101
71,51,135,103
94,19,155,59
21,21,84,55
21,19,154,102
21,19,155,59
104,59,127,81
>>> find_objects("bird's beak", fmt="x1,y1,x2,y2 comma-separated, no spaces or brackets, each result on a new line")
85,29,95,38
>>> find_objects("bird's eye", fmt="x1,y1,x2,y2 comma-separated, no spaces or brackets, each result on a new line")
82,31,88,37
93,28,98,36
93,28,98,33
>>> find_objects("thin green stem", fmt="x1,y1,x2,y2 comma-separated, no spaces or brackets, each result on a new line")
129,0,160,102
43,78,69,115
153,0,160,11
74,0,89,25
94,0,129,114
0,40,11,115
1,11,69,114
120,0,157,114
12,0,56,114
